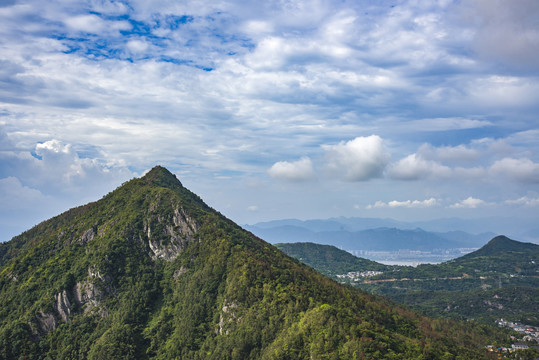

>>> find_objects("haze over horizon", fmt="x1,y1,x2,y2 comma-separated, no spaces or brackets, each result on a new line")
1,0,538,242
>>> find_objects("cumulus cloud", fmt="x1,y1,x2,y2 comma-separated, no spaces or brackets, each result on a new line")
1,136,132,197
322,135,390,181
366,197,439,209
489,157,539,183
388,153,451,180
268,157,315,182
449,196,486,209
0,136,133,240
0,176,48,210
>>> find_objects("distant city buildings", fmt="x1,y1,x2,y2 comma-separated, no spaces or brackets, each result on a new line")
336,270,383,280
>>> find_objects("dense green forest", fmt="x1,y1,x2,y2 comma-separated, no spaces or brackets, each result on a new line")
274,242,388,276
0,167,512,359
276,240,539,326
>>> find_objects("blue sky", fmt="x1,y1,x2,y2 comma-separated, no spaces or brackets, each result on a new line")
1,0,539,241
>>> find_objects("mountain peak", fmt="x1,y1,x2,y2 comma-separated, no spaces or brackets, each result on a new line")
0,168,507,359
142,165,183,188
465,235,538,258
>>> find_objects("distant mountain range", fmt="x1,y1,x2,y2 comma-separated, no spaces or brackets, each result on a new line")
245,222,495,252
247,216,539,247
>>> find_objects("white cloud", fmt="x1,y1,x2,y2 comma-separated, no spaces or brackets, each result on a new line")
505,196,539,207
466,76,539,109
0,0,538,231
388,153,451,180
322,135,390,181
126,40,150,54
462,0,539,71
268,157,315,182
406,118,492,132
489,157,539,183
247,205,259,211
366,197,439,209
454,166,486,179
64,14,107,33
0,176,48,210
1,137,132,196
418,143,480,163
242,20,274,36
449,196,485,208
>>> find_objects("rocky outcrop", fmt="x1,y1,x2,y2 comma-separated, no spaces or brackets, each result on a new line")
55,290,72,322
36,311,58,334
217,301,239,335
72,265,111,316
78,227,95,243
74,280,103,314
145,206,199,261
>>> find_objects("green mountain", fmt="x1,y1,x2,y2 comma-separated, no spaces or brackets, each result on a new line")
277,239,539,326
0,166,508,359
391,286,539,325
459,235,539,259
274,242,388,276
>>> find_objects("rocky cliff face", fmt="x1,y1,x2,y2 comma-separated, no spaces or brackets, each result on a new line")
145,205,199,261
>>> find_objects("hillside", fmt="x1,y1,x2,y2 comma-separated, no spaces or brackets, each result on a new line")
391,286,539,325
277,239,539,326
459,235,539,259
274,242,388,276
0,166,509,359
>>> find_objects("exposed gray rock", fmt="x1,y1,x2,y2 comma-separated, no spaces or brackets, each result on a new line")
173,207,199,233
36,311,57,333
217,301,239,335
79,228,95,243
74,280,103,314
55,290,71,322
145,206,199,261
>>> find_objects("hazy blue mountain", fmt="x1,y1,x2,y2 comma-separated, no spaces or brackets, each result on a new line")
410,217,538,243
245,223,491,251
431,231,497,248
248,216,539,246
249,219,346,232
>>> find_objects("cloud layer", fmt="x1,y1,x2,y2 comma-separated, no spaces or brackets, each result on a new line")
0,0,538,240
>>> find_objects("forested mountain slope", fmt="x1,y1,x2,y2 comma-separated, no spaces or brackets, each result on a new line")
274,242,388,276
277,239,539,326
0,167,508,359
